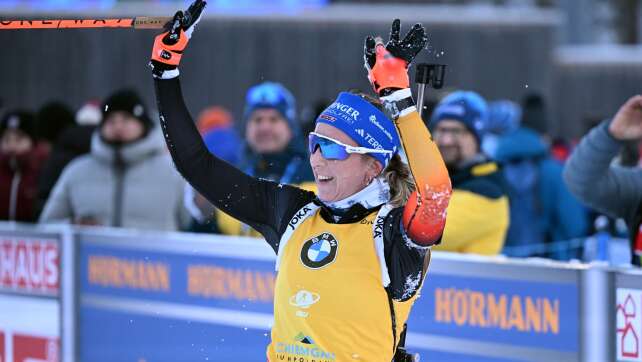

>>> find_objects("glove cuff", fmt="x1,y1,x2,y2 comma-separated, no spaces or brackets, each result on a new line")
381,88,416,119
156,68,180,80
149,60,180,80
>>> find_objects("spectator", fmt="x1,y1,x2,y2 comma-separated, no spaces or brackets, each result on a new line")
39,89,189,231
199,106,241,166
35,101,75,155
185,105,241,233
550,137,573,163
0,110,44,222
521,93,550,140
215,81,315,236
35,101,101,215
75,100,102,126
495,126,589,260
430,91,510,255
564,95,642,266
481,99,521,159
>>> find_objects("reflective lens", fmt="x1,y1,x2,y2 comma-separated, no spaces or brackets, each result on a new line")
308,133,351,160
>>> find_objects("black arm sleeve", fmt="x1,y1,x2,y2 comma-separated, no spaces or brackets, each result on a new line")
154,77,315,251
384,207,430,301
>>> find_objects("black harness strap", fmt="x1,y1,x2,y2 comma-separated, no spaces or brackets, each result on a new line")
387,291,398,356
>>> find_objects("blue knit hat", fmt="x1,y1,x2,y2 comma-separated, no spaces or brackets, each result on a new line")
243,82,298,136
430,90,488,144
315,92,400,168
487,100,522,136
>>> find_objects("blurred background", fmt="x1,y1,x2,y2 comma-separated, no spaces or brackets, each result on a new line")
1,1,641,362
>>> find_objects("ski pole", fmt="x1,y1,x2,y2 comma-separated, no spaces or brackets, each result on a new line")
0,17,171,30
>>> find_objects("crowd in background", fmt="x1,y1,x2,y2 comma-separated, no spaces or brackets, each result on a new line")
0,82,637,266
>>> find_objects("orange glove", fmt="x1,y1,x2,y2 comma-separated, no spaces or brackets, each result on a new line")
151,27,189,67
367,43,410,95
364,19,428,95
149,0,206,79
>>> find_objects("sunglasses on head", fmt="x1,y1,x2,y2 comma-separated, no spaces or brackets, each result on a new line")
247,84,284,106
308,132,392,161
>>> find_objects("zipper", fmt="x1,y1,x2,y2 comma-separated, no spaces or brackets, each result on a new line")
112,150,126,227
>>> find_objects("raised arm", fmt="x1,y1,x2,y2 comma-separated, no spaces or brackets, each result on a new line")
149,1,314,247
365,20,452,246
395,101,452,245
563,95,642,222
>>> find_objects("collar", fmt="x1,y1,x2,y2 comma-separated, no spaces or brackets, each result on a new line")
324,177,390,210
91,126,163,165
242,143,305,179
318,178,390,223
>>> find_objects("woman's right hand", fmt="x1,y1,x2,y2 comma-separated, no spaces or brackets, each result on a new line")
363,19,428,96
149,0,207,79
609,95,642,141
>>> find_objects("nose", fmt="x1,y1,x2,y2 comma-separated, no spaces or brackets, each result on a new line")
437,132,456,146
256,118,275,132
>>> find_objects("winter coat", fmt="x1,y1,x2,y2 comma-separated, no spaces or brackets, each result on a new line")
202,126,241,166
0,150,44,222
563,120,642,266
435,155,510,255
36,125,95,215
496,127,588,260
39,127,190,231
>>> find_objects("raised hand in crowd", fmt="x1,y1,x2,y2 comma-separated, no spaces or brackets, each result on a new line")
608,95,642,141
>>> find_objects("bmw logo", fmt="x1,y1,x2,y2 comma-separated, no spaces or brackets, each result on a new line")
300,233,338,269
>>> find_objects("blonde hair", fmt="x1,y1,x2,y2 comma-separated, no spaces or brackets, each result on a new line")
383,154,416,208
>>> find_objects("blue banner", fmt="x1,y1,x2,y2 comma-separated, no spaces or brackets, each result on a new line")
79,241,277,361
79,239,580,361
410,274,579,352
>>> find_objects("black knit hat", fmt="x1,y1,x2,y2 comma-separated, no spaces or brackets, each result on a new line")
36,101,75,143
101,89,152,130
0,110,37,141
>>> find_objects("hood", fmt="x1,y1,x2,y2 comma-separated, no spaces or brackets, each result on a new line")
90,125,165,165
494,127,548,163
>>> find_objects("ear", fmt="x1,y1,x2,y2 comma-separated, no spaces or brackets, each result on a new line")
367,156,383,179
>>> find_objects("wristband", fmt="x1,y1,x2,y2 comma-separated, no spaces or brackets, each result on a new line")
381,88,416,119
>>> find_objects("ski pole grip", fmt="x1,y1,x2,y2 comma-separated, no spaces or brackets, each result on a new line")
415,63,431,85
431,64,446,89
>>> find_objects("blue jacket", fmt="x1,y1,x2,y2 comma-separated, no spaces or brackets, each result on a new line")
495,127,588,260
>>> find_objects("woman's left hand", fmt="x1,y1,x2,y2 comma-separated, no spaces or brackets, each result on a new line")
364,19,428,95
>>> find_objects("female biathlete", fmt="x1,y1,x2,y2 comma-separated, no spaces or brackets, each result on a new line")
149,1,452,361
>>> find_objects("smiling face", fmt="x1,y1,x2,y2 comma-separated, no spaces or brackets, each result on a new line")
433,119,479,169
245,109,293,154
309,123,382,202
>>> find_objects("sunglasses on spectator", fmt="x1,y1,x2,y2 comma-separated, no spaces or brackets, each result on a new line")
308,132,392,161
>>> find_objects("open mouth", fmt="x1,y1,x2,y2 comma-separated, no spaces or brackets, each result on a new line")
316,175,334,183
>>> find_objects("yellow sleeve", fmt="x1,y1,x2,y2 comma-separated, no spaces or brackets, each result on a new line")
396,110,451,192
395,109,452,245
435,190,509,255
